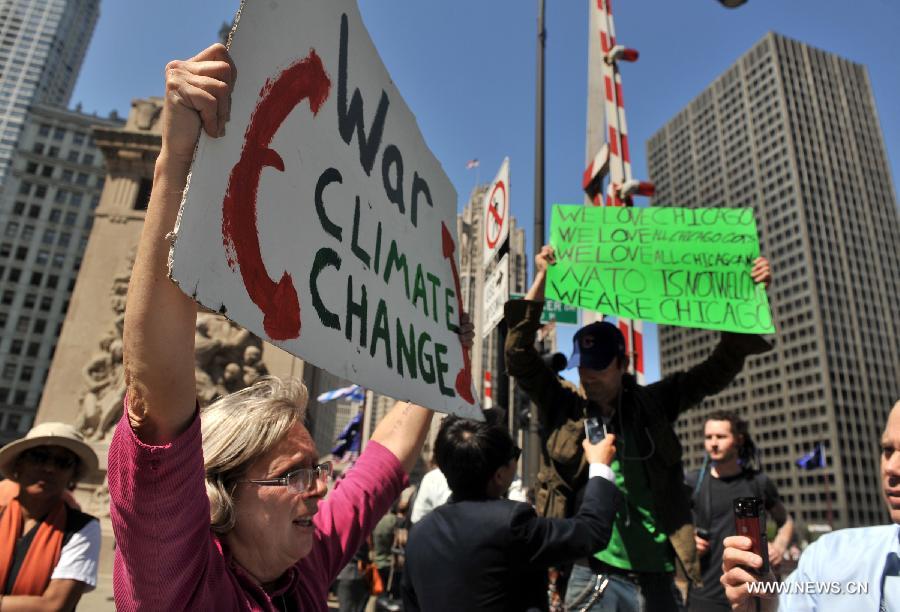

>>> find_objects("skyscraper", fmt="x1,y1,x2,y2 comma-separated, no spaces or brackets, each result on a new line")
648,33,900,529
0,104,120,444
0,0,100,186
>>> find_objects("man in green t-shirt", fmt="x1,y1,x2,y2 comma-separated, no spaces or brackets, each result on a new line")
505,245,773,612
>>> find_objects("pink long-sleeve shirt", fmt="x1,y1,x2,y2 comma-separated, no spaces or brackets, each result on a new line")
107,411,407,611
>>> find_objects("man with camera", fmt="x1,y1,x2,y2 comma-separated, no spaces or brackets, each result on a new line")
402,411,619,611
721,400,900,611
504,245,772,611
687,410,793,611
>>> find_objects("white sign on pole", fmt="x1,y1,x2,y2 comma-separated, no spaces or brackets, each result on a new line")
481,253,509,338
481,158,510,267
169,0,480,419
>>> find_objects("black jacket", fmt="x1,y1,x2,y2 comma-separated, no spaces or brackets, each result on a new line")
401,474,618,611
504,299,771,584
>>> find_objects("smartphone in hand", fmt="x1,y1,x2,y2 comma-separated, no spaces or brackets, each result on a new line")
733,497,770,575
584,417,607,444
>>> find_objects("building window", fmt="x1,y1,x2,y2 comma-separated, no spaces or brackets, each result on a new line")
33,319,46,334
14,246,27,261
34,185,47,199
42,229,55,245
1,364,15,380
9,339,22,355
134,178,152,211
22,294,35,308
46,275,59,289
54,189,68,204
72,132,85,145
52,127,65,141
39,296,52,311
4,413,21,432
29,271,42,286
15,316,29,333
12,202,25,215
19,366,33,382
4,222,18,238
27,204,40,219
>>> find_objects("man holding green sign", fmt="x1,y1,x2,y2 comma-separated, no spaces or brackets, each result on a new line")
504,234,772,611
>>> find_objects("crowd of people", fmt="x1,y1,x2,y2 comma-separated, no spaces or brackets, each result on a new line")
0,41,897,612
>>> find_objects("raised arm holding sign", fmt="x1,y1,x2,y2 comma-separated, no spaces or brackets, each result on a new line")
110,27,474,612
504,243,772,606
167,1,478,419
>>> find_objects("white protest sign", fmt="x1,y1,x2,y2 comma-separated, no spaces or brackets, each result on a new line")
481,158,510,267
481,253,509,338
169,0,480,419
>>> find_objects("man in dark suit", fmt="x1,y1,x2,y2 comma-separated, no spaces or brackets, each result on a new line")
402,411,619,611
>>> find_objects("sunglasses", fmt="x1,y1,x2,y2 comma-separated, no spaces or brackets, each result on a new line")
243,461,333,495
21,447,78,470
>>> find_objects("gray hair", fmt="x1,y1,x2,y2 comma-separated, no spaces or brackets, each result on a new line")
201,376,309,534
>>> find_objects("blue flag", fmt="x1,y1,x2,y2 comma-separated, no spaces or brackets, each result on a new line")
796,443,826,470
331,411,363,459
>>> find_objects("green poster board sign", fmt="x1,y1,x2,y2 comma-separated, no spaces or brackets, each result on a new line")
510,293,578,325
545,205,774,334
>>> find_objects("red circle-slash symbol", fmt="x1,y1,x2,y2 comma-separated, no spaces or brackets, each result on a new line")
485,181,506,249
221,50,331,341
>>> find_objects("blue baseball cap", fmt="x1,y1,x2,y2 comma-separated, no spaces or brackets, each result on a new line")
568,321,626,370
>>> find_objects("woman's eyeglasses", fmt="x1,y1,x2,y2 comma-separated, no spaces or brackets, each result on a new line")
21,448,78,470
243,461,333,494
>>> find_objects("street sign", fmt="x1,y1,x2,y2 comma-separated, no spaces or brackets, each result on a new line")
482,158,510,267
510,292,578,325
168,0,481,419
482,253,509,337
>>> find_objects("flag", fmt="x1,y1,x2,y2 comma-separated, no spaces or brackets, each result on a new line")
331,411,363,458
465,158,480,169
796,443,826,470
317,384,365,403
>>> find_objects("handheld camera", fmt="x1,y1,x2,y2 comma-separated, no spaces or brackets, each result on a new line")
733,497,769,576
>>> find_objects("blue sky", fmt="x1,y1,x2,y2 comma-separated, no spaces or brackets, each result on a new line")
71,0,899,383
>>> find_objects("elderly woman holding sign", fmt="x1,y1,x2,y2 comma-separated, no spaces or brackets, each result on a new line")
108,44,473,611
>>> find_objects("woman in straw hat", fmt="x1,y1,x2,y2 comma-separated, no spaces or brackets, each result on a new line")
107,43,474,611
0,422,100,609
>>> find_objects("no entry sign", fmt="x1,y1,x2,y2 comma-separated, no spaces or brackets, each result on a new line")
168,0,480,419
482,158,510,267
